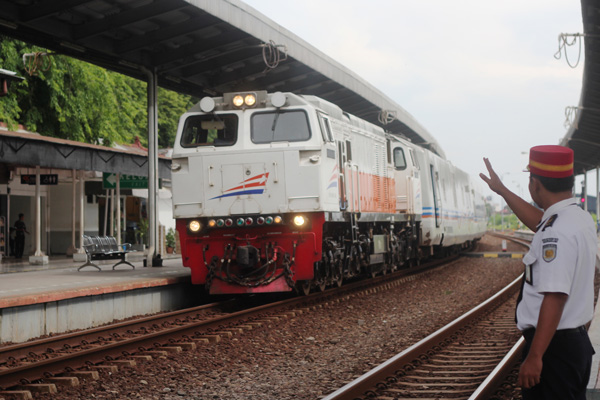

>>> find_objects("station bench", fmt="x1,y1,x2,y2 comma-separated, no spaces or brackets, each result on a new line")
78,235,135,271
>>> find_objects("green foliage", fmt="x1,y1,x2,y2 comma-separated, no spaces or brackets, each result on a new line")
0,37,194,148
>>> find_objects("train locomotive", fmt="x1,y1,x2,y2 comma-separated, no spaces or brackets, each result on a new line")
171,91,487,295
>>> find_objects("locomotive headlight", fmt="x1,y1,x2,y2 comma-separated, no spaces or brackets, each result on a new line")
293,215,306,227
189,220,202,232
232,95,244,107
244,94,256,107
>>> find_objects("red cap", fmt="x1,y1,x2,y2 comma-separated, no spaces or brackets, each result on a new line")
527,145,574,178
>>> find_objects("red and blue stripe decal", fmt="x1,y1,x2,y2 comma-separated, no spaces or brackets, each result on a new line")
210,172,269,200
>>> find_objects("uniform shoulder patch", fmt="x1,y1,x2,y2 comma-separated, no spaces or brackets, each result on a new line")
541,214,558,232
542,243,557,262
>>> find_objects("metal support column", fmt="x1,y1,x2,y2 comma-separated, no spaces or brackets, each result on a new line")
145,67,160,266
29,166,48,264
78,170,85,253
116,173,121,244
34,166,42,256
597,167,599,232
584,173,588,212
67,169,77,255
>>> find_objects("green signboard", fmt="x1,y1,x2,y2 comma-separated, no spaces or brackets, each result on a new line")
102,173,153,189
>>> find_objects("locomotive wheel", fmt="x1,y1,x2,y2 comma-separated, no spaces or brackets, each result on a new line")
317,280,327,292
334,259,343,287
370,265,377,278
298,281,312,296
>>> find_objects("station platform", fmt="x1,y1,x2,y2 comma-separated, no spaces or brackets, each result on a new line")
0,254,197,343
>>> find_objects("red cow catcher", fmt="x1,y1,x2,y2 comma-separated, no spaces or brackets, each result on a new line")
177,213,324,294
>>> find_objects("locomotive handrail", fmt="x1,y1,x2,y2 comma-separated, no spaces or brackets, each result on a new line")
273,161,279,182
353,163,361,212
208,165,214,187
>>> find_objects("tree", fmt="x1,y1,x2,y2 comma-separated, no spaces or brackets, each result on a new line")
0,37,195,148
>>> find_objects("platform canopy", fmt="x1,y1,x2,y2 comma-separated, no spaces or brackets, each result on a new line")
560,0,600,174
0,0,445,158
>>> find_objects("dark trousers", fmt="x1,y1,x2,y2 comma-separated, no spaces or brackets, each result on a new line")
522,326,594,400
15,234,24,258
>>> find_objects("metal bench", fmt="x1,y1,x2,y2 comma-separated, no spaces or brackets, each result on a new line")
78,235,135,271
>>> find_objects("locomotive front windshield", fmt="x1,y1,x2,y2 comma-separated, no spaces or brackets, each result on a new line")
251,110,311,144
180,114,238,147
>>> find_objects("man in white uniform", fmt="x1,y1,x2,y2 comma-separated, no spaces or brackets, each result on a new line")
480,145,596,400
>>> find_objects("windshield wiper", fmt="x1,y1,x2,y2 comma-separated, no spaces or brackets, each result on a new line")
270,111,281,140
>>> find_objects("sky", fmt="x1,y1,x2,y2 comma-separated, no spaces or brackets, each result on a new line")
242,0,585,207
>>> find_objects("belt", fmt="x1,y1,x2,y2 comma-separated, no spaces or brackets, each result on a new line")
522,325,586,342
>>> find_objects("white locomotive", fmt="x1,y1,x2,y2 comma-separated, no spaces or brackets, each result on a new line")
171,91,486,294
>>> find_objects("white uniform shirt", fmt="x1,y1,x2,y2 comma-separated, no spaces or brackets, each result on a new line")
516,198,597,331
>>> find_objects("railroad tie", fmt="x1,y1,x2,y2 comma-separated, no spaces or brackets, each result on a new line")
0,391,33,400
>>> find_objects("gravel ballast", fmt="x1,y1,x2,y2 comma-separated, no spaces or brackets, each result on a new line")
34,235,529,400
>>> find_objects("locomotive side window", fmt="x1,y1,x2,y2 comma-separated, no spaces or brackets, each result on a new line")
408,148,419,169
393,147,407,170
345,140,352,161
251,110,311,143
318,113,334,142
180,114,238,147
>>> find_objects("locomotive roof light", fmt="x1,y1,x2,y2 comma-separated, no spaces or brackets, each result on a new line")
265,216,274,225
244,94,256,107
216,219,225,227
232,94,245,108
224,91,267,109
189,220,202,233
199,97,216,113
225,218,233,227
208,219,217,228
271,92,286,108
274,215,283,224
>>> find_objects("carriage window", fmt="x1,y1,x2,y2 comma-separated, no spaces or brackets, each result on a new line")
180,114,238,147
251,110,311,143
394,147,407,170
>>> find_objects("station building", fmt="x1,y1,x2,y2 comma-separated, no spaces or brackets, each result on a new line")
0,124,173,262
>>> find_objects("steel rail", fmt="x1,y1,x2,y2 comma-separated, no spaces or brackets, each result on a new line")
468,338,524,400
322,275,522,400
0,255,458,390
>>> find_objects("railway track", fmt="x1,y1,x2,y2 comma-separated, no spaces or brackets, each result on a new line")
322,232,531,400
0,255,456,396
323,276,523,400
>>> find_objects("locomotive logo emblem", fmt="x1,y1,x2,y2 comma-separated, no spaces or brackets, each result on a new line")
210,172,270,200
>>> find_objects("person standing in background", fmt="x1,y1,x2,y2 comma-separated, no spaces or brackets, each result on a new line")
14,213,29,259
